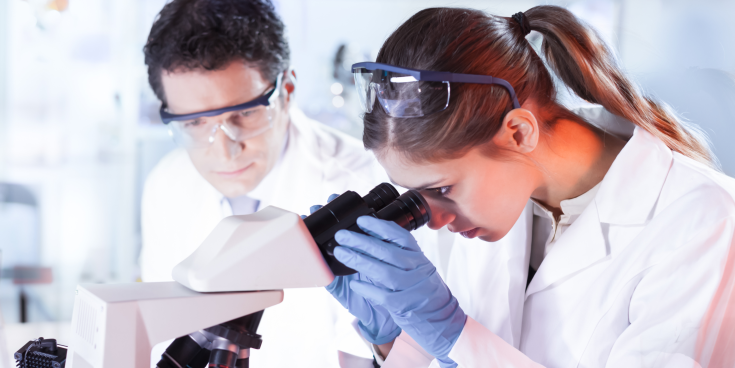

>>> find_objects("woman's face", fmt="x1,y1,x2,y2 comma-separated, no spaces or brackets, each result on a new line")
378,147,539,242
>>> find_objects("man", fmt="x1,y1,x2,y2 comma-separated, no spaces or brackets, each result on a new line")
139,0,381,366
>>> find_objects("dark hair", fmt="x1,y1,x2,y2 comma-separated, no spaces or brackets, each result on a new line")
364,6,715,167
144,0,290,105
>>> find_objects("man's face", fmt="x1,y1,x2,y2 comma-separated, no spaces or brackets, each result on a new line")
161,61,291,198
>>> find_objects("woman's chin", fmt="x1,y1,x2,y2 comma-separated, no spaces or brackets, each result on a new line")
477,229,505,243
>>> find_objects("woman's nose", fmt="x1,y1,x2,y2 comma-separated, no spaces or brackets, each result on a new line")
426,202,455,230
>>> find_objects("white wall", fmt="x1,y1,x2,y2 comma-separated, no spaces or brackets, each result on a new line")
618,0,735,174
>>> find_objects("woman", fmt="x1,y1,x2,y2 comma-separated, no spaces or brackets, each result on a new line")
322,6,735,368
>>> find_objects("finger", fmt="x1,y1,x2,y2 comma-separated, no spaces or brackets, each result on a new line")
349,280,396,308
326,275,373,322
356,216,421,251
334,230,422,269
325,273,358,295
309,204,323,214
327,193,339,202
334,246,420,290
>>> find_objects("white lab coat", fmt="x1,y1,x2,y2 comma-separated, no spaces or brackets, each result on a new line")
140,108,385,367
385,111,735,368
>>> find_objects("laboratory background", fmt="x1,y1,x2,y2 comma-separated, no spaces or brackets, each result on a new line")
0,0,734,362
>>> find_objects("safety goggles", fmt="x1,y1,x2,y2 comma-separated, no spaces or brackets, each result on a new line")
159,72,283,150
352,62,520,118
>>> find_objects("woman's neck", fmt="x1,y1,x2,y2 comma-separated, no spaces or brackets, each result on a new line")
529,117,626,216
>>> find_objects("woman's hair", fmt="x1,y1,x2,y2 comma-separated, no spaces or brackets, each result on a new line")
363,6,715,168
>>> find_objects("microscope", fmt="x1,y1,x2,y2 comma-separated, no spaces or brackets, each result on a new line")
66,183,431,368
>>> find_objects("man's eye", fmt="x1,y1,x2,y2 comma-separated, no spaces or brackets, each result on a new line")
239,110,255,117
184,119,205,128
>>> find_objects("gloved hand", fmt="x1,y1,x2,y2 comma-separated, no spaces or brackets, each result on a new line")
307,195,402,345
334,216,466,368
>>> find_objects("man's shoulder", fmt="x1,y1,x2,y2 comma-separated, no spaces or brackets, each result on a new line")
287,108,387,193
290,108,372,164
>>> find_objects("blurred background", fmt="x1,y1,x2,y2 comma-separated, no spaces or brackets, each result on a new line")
0,0,733,337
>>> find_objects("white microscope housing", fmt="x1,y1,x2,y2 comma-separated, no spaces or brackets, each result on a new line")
67,183,430,368
67,206,334,368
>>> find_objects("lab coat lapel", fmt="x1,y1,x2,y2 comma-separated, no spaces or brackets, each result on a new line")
525,201,608,298
525,127,674,298
447,202,533,347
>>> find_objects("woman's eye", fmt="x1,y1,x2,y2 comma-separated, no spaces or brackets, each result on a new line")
428,186,452,197
239,110,255,117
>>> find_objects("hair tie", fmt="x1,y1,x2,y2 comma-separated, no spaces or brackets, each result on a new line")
511,12,531,37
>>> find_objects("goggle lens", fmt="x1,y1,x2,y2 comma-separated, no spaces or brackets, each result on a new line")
354,68,376,113
168,105,274,149
353,68,450,118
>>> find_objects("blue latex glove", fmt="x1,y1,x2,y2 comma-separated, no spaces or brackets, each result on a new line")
334,216,466,367
307,196,402,345
326,271,402,345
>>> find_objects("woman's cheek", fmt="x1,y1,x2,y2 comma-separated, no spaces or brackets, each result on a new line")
424,198,456,230
474,195,515,234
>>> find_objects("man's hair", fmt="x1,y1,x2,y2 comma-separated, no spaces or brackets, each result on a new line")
144,0,290,105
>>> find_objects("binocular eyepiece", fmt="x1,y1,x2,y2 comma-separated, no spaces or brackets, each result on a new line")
303,183,432,275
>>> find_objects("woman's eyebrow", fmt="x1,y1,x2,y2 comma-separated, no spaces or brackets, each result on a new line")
389,177,445,191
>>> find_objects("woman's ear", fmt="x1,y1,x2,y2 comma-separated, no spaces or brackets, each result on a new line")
492,109,539,153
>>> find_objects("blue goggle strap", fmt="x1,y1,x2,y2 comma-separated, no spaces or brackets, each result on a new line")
160,73,283,124
352,62,521,109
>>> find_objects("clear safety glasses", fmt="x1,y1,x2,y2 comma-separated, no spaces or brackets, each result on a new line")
160,73,283,150
352,62,521,118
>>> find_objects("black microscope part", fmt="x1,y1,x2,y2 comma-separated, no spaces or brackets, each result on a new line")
15,337,67,368
158,311,263,368
303,182,432,276
209,349,238,367
156,335,210,368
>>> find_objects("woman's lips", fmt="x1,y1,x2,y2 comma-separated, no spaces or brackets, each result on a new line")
215,163,252,178
459,228,480,239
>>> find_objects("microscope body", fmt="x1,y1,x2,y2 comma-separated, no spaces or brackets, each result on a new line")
68,183,432,367
67,207,334,368
66,282,282,368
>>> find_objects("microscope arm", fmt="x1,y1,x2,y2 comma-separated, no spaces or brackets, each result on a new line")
173,206,335,292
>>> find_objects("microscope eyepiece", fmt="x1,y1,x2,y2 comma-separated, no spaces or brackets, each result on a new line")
303,183,432,275
362,182,400,211
376,189,432,230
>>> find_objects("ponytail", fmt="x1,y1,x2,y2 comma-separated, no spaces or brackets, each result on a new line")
525,6,716,168
364,6,717,167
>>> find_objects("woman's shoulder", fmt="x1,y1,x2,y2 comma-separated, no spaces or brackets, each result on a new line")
656,152,735,225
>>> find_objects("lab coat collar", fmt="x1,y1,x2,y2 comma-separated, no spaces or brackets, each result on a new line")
526,127,673,297
525,200,608,297
594,127,673,225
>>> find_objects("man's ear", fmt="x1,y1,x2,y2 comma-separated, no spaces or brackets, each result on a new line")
492,109,539,153
282,69,296,106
